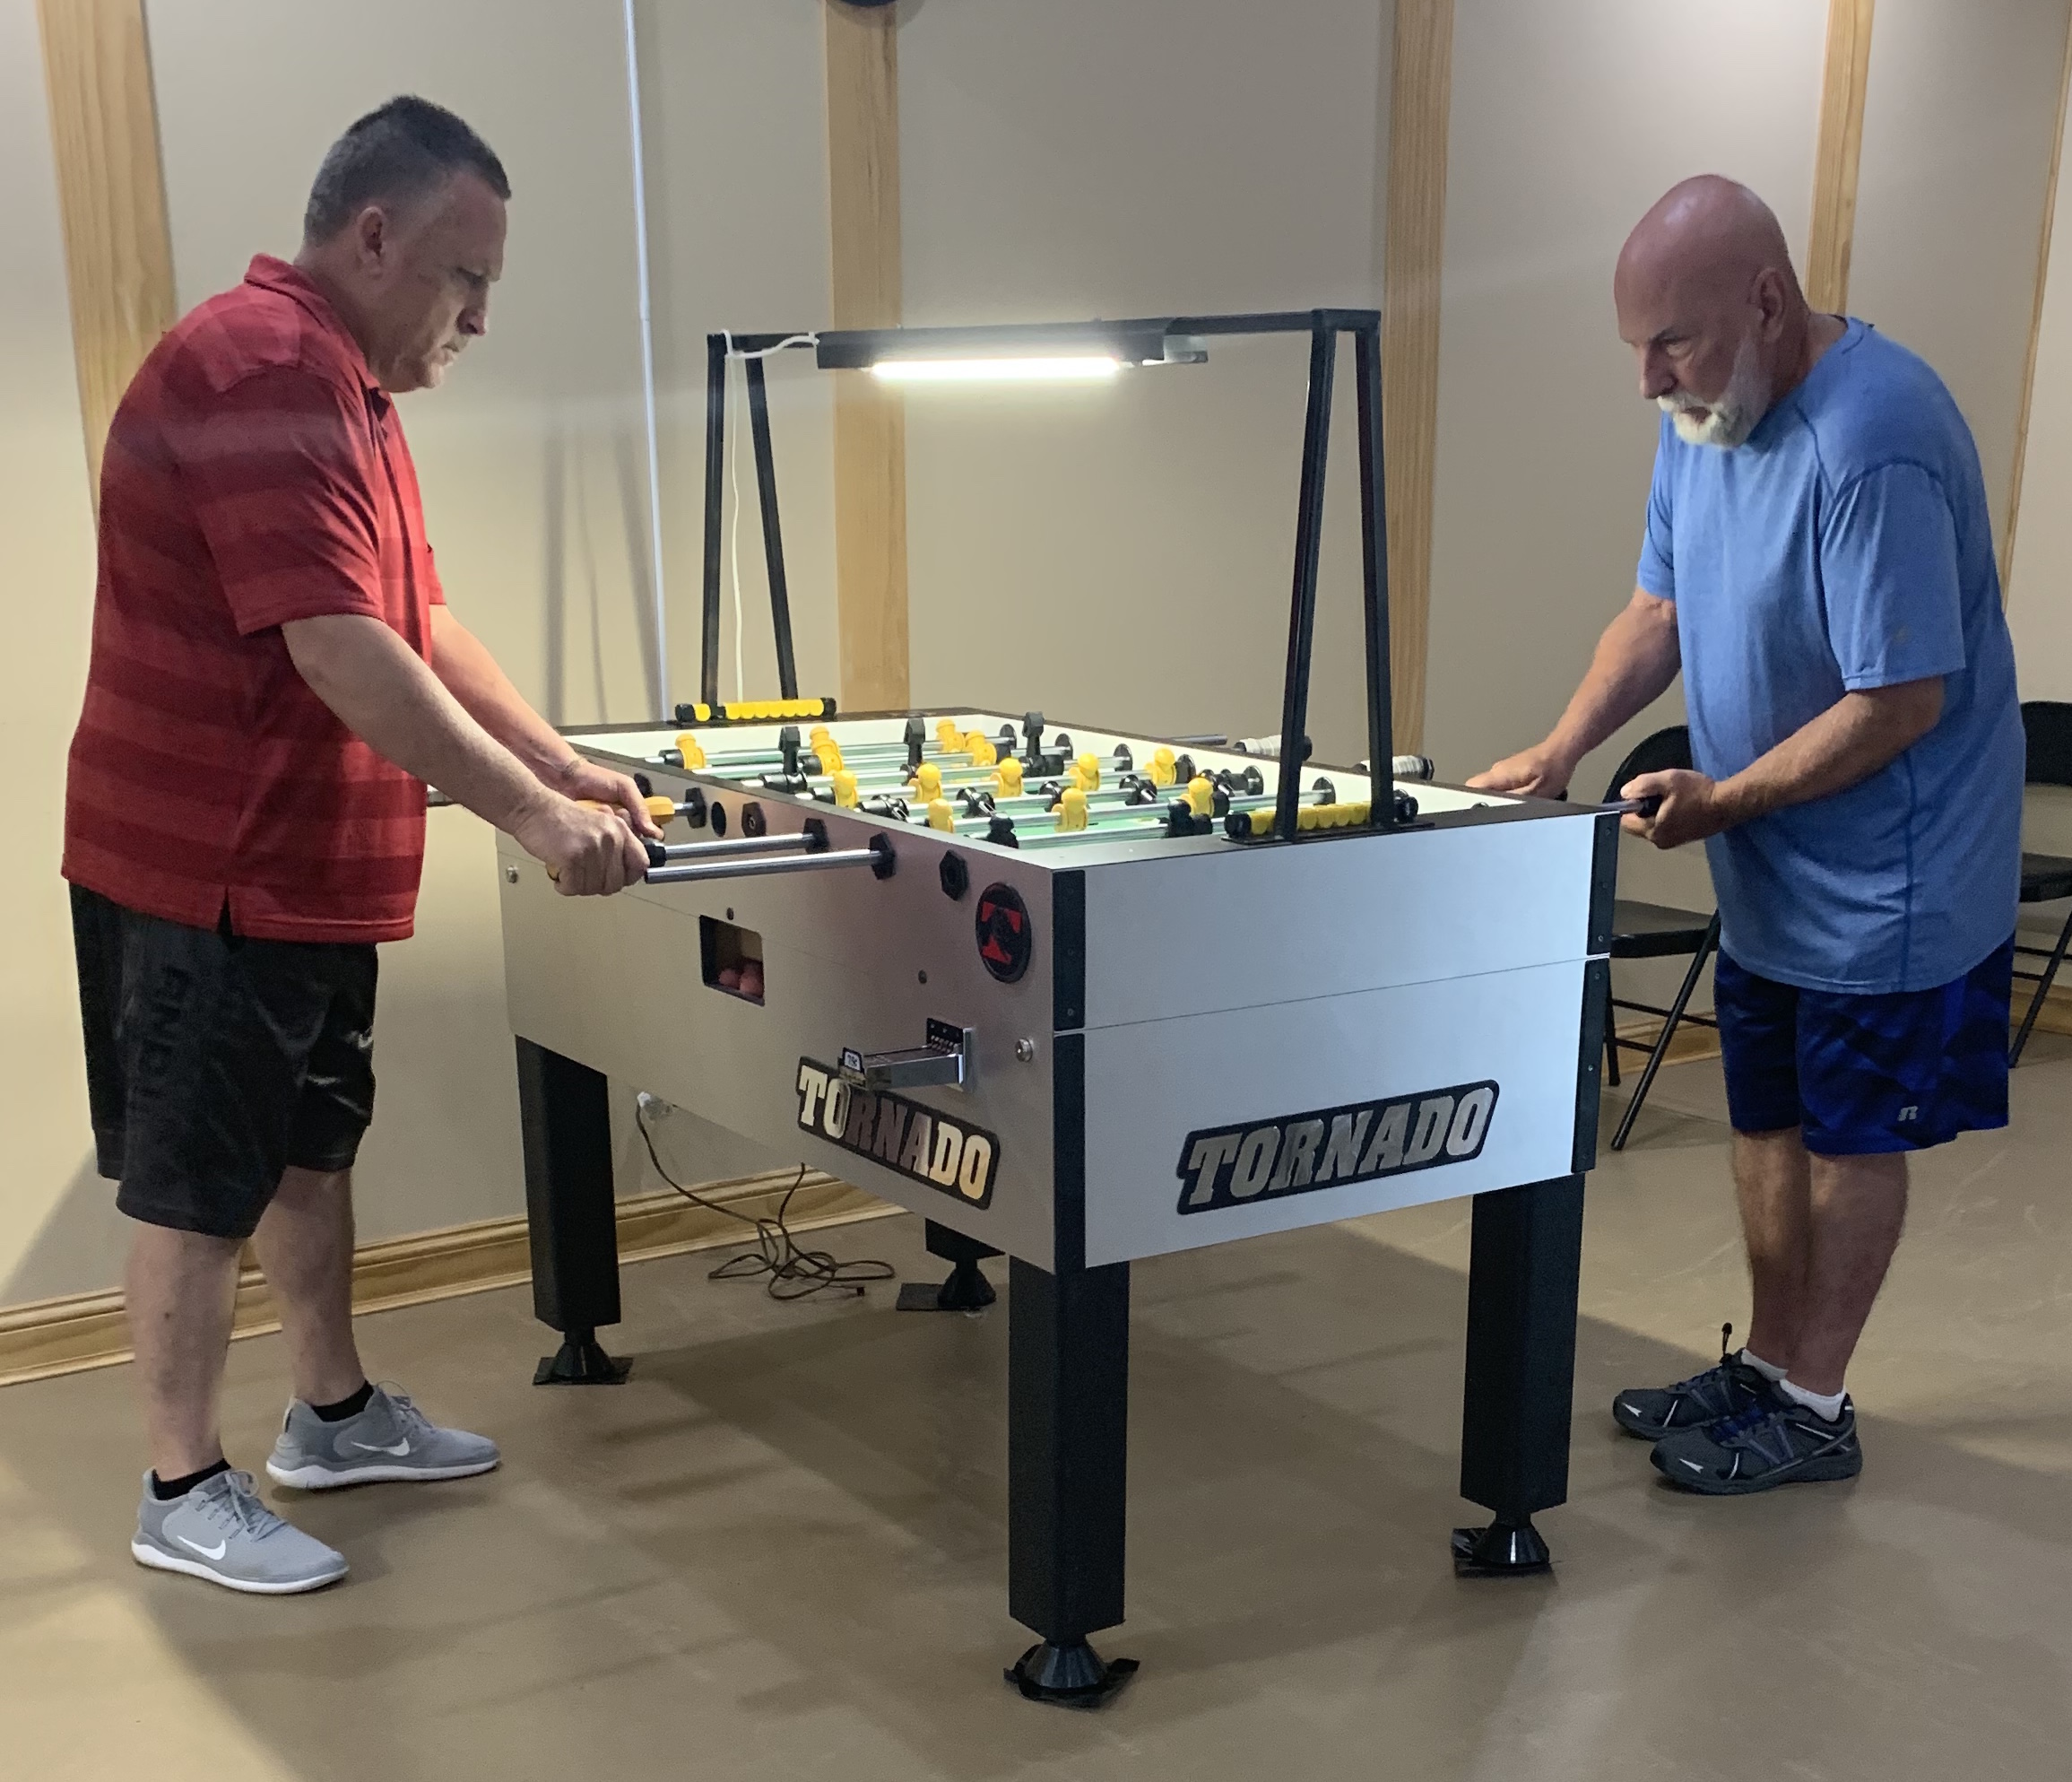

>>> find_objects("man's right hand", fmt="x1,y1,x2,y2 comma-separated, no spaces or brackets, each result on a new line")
512,795,653,896
1467,742,1577,799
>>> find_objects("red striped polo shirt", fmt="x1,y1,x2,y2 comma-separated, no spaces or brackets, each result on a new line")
63,256,444,943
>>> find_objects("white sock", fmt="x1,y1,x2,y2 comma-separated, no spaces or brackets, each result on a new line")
1738,1347,1788,1384
1779,1378,1846,1422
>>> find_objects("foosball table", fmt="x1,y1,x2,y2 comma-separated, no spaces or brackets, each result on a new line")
495,309,1617,1706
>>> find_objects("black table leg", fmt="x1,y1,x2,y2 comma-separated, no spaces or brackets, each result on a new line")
1454,1172,1585,1575
1004,1256,1137,1707
897,1218,1001,1312
516,1038,629,1385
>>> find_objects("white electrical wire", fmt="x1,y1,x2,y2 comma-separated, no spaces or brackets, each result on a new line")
719,333,819,705
623,0,669,717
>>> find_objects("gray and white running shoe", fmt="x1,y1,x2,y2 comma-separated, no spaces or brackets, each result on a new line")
132,1468,348,1595
266,1384,500,1491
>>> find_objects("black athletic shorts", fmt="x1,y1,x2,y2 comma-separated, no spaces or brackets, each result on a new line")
71,886,379,1240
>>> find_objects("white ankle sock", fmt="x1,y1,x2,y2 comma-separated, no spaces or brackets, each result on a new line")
1738,1347,1788,1384
1779,1378,1846,1421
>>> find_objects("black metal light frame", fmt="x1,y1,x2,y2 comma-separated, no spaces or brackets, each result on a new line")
701,309,1396,842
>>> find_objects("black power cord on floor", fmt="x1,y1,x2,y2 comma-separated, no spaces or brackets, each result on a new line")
636,1104,896,1302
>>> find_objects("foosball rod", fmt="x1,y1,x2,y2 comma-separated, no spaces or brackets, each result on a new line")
1004,788,1289,843
655,831,823,862
765,737,1127,778
670,718,1024,770
644,836,896,885
676,720,1107,776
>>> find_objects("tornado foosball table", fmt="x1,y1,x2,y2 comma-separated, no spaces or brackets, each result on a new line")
492,309,1618,1706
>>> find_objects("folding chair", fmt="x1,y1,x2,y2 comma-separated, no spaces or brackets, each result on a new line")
1600,725,1721,1151
2010,700,2072,1065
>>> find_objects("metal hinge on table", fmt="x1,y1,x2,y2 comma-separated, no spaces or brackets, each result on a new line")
838,1019,975,1092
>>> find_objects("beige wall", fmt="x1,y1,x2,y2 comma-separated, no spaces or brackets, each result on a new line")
2008,68,2072,882
12,4,2072,1306
898,0,1391,766
1424,0,1827,963
3,2,836,1308
2011,88,2072,693
1848,0,2072,551
0,0,107,1304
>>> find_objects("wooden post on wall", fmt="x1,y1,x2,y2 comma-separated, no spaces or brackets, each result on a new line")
2002,19,2072,595
36,0,178,505
1380,0,1455,753
1806,0,1876,314
824,1,909,711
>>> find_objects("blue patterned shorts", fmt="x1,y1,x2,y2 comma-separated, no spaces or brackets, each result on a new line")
1713,939,2013,1156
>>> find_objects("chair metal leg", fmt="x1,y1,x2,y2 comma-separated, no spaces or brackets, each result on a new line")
1611,914,1721,1152
1602,972,1622,1089
2010,908,2072,1066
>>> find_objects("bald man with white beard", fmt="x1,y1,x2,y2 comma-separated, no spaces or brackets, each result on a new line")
1474,177,2022,1495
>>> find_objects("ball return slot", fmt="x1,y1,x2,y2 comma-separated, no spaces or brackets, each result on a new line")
700,916,765,1004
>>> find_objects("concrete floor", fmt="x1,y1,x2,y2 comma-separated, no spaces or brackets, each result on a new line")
5,1042,2072,1782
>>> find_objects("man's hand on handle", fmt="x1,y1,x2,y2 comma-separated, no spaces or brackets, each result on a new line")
1617,768,1727,848
513,794,655,896
556,759,663,841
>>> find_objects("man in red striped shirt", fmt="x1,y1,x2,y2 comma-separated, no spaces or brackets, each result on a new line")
64,97,655,1595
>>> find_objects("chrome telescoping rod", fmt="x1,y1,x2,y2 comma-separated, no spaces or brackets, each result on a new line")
645,840,892,886
657,832,822,862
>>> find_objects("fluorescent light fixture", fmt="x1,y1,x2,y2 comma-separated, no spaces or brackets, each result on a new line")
871,355,1123,384
816,322,1206,373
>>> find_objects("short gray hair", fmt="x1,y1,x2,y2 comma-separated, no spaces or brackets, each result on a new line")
303,95,510,242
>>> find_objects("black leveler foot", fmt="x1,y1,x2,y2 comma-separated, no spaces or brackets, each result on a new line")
897,1255,998,1313
1451,1517,1551,1578
899,1221,1001,1312
1005,1639,1139,1708
534,1329,630,1386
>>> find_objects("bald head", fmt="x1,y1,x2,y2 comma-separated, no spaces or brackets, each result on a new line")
1619,177,1797,304
1615,177,1821,448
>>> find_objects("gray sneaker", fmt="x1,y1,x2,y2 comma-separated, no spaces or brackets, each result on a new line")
266,1384,500,1491
132,1468,348,1595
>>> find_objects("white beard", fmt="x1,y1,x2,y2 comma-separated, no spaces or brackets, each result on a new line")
1660,333,1770,448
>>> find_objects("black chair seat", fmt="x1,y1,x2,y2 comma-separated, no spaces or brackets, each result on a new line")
1610,899,1716,960
2020,852,2072,905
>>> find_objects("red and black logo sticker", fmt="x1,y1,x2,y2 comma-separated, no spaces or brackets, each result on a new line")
1175,1080,1498,1214
975,882,1033,983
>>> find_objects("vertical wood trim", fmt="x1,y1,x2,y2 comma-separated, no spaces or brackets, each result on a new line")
1380,0,1454,753
35,0,178,504
824,1,909,710
2001,15,2072,600
1806,0,1876,314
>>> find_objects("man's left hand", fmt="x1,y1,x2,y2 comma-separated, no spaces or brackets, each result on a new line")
1620,768,1731,848
558,760,663,839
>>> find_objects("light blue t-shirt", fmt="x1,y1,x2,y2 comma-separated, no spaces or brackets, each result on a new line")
1635,318,2021,995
